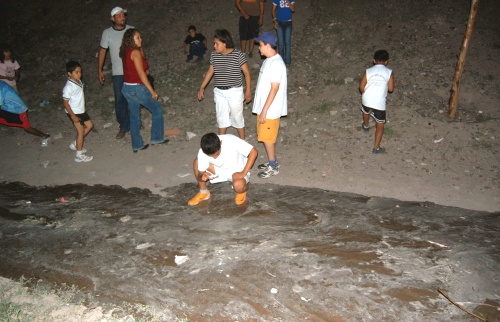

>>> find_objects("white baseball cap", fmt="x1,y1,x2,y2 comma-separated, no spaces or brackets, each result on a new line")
111,6,127,17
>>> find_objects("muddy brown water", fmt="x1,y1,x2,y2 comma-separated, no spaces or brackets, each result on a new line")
0,182,498,321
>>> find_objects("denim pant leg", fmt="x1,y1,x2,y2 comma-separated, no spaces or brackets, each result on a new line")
112,75,130,132
276,25,285,62
137,86,165,144
189,42,205,59
121,85,144,150
277,21,292,65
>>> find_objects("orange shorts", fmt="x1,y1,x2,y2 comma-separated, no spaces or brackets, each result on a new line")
256,115,280,143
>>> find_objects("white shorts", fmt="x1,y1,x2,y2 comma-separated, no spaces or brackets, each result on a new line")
209,167,251,184
214,87,245,129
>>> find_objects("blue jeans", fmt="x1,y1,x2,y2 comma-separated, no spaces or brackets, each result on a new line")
276,21,293,66
121,84,165,151
188,42,205,60
112,75,130,132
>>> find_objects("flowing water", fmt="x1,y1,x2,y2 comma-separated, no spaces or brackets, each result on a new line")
0,182,498,321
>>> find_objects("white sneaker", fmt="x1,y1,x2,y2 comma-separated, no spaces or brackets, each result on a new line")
258,165,279,178
75,154,93,163
69,142,87,153
41,135,51,147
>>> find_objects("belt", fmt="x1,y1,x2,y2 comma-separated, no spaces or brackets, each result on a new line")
124,82,141,85
216,86,233,90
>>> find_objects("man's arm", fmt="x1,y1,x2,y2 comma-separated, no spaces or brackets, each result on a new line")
359,72,367,94
388,73,395,93
242,147,258,175
97,48,107,85
241,62,252,103
63,99,80,124
198,65,214,101
258,82,280,124
272,5,278,28
288,0,296,12
235,0,248,19
259,1,265,25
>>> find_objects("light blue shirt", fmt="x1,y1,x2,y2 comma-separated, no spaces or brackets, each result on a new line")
0,82,27,114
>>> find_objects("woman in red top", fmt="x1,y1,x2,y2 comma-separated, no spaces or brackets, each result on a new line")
120,29,167,152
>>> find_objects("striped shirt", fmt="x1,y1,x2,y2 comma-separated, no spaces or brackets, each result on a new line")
210,49,247,87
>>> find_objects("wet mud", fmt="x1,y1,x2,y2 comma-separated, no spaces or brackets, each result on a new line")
0,182,498,321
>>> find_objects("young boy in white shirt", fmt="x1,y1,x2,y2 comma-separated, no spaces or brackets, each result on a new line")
359,50,395,154
188,132,258,206
252,32,287,178
62,61,94,162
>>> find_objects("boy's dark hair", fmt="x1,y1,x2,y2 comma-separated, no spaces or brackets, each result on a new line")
200,132,221,155
66,61,81,73
374,50,389,62
0,44,16,64
268,43,278,51
214,29,234,49
188,25,197,32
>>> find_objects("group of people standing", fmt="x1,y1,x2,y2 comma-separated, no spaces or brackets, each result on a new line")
98,7,166,155
235,0,295,66
0,2,394,206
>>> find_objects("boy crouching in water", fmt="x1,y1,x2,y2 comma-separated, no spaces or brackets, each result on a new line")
63,61,94,162
188,132,258,206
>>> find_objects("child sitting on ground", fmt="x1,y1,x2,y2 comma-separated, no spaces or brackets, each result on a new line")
188,132,258,206
62,61,94,162
183,25,207,62
359,49,395,154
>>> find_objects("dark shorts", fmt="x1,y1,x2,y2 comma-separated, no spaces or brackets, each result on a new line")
66,111,91,126
361,105,386,123
0,110,30,128
239,16,260,41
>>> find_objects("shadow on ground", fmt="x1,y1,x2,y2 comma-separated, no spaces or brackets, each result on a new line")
0,182,498,321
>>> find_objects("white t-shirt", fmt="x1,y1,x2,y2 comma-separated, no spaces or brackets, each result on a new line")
62,79,85,114
100,25,134,75
197,134,253,178
0,60,20,87
252,54,287,119
361,64,392,111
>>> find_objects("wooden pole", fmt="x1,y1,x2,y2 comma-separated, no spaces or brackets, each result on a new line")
448,0,479,119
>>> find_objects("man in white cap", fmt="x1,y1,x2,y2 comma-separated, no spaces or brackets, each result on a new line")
98,6,143,139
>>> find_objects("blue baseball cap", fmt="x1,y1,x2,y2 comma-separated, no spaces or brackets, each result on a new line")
254,32,277,46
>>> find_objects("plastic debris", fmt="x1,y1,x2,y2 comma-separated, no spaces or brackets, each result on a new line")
120,215,131,223
136,242,155,250
270,288,278,294
186,132,197,140
175,255,189,265
433,138,444,143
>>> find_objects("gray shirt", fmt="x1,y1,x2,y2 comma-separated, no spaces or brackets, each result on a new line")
100,25,134,75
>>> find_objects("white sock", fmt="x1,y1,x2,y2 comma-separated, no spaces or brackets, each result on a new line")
200,189,208,194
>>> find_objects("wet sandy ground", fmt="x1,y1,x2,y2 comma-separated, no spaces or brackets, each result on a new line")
0,182,498,321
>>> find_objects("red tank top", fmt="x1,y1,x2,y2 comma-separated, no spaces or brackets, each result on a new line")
123,47,149,84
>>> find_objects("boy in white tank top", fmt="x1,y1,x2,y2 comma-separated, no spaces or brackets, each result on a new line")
359,50,395,154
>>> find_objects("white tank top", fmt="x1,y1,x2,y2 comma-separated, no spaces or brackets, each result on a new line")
362,64,392,111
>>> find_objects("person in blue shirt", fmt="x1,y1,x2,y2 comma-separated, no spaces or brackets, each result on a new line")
272,0,295,67
0,82,50,146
